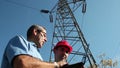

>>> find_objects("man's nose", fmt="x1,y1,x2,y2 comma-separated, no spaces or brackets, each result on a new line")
45,37,47,42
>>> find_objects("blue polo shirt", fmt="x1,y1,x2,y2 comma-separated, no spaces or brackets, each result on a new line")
1,35,43,68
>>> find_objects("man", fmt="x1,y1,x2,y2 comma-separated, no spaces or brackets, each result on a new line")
53,40,72,64
1,24,66,68
53,40,84,68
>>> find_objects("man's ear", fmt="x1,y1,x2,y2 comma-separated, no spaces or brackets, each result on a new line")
33,29,38,36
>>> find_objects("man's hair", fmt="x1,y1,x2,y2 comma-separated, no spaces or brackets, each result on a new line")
27,24,46,39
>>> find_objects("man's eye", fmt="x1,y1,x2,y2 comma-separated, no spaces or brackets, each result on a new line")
66,51,69,53
61,48,64,51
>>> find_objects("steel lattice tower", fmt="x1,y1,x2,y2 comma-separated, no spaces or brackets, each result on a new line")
48,0,97,67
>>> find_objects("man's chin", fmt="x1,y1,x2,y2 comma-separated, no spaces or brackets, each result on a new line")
37,45,42,48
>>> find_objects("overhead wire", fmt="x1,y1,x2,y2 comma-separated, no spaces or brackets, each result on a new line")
5,0,40,11
4,0,50,23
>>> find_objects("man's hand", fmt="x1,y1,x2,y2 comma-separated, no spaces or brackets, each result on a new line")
56,61,68,68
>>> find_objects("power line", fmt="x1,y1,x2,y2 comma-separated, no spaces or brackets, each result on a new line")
4,0,51,23
5,0,40,11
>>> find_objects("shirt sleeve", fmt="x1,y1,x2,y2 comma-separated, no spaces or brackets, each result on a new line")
5,35,29,64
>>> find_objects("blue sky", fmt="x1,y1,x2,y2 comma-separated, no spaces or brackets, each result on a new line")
0,0,120,67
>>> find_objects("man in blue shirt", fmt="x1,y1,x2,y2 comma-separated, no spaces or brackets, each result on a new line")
1,24,66,68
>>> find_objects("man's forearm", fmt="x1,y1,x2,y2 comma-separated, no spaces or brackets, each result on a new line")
13,55,56,68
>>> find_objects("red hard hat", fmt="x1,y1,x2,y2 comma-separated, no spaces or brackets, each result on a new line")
53,40,73,53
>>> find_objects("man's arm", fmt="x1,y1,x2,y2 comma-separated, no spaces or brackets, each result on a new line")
13,55,58,68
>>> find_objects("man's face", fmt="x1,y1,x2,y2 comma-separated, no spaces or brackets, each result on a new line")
35,29,47,48
54,46,70,62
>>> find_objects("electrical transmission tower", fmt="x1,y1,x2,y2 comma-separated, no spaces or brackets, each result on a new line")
42,0,97,67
